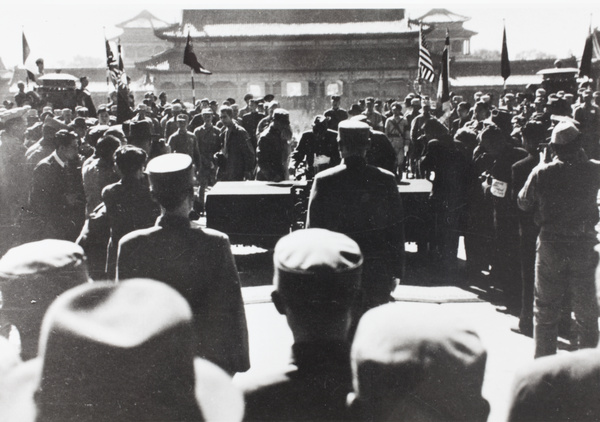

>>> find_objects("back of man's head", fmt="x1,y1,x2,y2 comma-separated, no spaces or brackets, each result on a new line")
114,145,147,177
338,120,371,157
147,153,194,212
95,135,121,161
272,229,362,342
0,240,89,360
521,121,545,153
349,304,489,422
550,120,582,158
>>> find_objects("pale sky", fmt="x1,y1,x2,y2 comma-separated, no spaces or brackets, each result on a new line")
1,0,598,69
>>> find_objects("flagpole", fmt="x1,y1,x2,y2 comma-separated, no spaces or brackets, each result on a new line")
191,69,196,106
22,26,29,89
502,19,506,94
104,27,110,104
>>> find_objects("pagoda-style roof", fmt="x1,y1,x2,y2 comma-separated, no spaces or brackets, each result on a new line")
154,9,422,41
417,8,470,24
115,10,172,29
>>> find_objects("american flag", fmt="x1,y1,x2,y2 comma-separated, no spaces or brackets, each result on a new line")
418,24,435,83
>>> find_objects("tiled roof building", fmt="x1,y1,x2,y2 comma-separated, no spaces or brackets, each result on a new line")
111,10,173,66
136,9,428,104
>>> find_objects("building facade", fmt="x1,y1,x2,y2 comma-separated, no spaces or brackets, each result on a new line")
111,10,174,67
136,9,429,111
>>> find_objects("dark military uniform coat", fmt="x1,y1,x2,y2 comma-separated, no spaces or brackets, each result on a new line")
28,153,86,242
239,341,352,422
307,156,404,307
116,215,250,375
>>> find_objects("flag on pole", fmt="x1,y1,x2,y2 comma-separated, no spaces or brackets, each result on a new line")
501,24,511,81
22,31,36,82
105,38,117,70
418,24,435,83
22,32,30,64
579,25,594,78
437,29,452,125
117,39,124,71
437,29,450,104
183,32,212,75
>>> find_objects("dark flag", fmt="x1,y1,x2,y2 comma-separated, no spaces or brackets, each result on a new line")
118,39,124,71
579,30,594,78
418,24,435,83
105,38,117,71
501,25,511,81
437,29,450,104
22,31,35,82
183,33,212,75
22,32,30,64
437,29,452,125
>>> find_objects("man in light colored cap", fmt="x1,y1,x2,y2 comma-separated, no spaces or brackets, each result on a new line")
348,304,489,421
307,120,404,316
24,115,69,176
163,102,183,139
0,106,30,251
117,153,249,375
518,121,600,358
256,108,292,182
0,239,89,360
237,228,362,421
256,100,280,137
0,279,244,422
167,112,200,171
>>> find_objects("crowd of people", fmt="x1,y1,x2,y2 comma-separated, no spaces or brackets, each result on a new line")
0,75,600,420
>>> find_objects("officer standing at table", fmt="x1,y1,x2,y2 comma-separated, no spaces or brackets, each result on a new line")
306,120,404,313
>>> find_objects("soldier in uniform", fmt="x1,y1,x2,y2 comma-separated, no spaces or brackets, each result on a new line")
75,76,97,118
241,99,266,150
237,228,362,422
116,153,250,375
307,120,404,314
27,130,86,242
290,115,340,180
194,108,222,214
518,122,600,358
215,106,255,181
324,95,349,131
167,113,200,171
256,109,292,182
102,145,160,278
361,97,384,131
